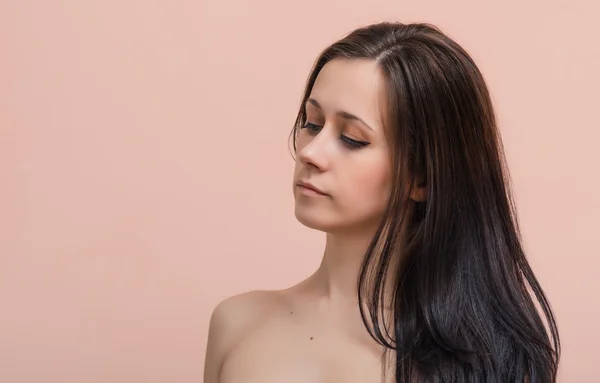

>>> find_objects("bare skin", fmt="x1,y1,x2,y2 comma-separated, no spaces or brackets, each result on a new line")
205,283,393,383
204,228,398,383
203,58,426,383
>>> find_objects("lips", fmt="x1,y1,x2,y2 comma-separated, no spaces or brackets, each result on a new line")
296,180,328,196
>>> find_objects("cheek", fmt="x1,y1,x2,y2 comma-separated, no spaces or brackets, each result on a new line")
344,157,391,207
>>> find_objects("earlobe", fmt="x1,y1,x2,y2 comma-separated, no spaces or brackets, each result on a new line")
409,187,427,202
409,180,428,202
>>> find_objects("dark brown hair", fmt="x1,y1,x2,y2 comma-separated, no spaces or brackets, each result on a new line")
289,22,560,382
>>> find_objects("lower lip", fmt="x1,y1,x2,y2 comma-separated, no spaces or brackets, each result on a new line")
297,185,328,197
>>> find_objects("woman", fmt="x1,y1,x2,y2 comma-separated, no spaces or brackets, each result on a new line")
203,22,560,383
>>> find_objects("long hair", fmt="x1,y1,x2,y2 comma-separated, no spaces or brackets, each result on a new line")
289,22,560,382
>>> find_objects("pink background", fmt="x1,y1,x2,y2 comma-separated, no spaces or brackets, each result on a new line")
1,0,598,382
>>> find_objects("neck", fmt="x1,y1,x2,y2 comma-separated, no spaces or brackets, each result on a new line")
309,226,377,304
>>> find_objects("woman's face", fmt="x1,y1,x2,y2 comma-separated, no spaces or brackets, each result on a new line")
293,58,392,234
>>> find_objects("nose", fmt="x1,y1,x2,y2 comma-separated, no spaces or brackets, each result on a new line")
297,127,332,171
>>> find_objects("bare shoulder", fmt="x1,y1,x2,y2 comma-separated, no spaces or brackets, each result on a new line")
208,290,279,342
203,290,283,383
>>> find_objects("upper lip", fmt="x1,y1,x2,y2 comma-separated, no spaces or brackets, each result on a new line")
297,180,328,195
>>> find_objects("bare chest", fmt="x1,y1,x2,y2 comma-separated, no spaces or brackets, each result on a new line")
220,317,391,383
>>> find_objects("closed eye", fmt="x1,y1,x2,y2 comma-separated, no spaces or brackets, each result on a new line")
301,122,370,149
302,122,321,134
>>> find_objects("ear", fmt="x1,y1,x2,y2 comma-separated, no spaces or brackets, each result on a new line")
409,180,428,202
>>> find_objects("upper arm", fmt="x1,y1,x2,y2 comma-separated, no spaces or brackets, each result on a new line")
203,291,266,383
203,298,236,383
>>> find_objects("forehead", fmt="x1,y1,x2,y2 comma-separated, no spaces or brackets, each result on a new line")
308,58,386,131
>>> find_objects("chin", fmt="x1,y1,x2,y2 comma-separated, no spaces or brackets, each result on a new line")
294,203,384,237
294,206,338,233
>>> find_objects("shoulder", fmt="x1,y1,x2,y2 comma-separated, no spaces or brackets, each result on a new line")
209,290,277,336
203,290,282,383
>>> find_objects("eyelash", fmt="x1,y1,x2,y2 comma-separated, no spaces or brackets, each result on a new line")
301,122,370,149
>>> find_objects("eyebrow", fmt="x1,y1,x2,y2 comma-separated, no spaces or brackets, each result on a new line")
305,98,374,132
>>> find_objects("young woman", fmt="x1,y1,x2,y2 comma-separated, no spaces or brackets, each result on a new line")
203,21,560,383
